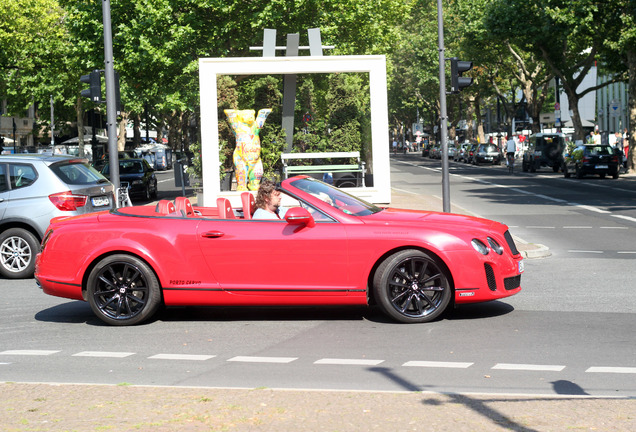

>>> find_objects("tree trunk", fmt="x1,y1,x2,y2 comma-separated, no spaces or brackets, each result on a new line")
76,97,85,158
117,111,128,151
627,50,636,172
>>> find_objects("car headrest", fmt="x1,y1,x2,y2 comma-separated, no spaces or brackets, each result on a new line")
241,192,255,219
155,200,176,215
174,196,194,217
216,197,235,219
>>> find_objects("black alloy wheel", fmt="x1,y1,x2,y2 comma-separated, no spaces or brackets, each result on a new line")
373,250,452,323
86,254,161,325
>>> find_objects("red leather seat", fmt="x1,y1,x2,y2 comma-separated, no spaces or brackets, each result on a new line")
241,192,255,219
174,197,194,217
217,197,235,219
155,200,176,215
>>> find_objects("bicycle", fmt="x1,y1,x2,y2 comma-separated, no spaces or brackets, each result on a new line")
506,152,515,174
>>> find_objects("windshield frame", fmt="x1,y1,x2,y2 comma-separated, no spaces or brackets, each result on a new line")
287,177,383,217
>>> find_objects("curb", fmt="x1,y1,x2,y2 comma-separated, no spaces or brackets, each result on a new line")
513,235,551,259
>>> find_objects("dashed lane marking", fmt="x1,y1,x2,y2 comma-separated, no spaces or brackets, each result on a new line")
72,351,135,358
403,361,473,368
0,350,60,356
314,358,384,366
227,356,298,364
586,367,636,374
493,363,566,372
149,354,216,361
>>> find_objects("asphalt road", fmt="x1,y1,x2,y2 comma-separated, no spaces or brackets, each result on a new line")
1,157,635,398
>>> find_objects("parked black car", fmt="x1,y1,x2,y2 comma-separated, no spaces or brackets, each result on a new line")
563,144,620,179
465,144,479,164
473,143,502,165
101,158,158,201
522,133,566,173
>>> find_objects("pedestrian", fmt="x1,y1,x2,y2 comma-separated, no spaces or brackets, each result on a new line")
392,139,397,154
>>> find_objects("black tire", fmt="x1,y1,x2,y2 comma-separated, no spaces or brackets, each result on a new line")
552,165,560,173
576,165,584,179
522,161,529,172
599,173,606,179
564,168,570,178
144,185,151,201
373,250,452,323
86,254,161,325
150,180,158,199
612,171,619,179
0,228,39,279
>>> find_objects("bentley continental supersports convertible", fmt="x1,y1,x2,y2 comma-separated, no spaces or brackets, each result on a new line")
35,176,523,326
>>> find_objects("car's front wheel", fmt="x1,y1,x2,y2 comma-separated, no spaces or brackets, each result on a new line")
86,254,162,326
0,228,39,279
373,250,452,323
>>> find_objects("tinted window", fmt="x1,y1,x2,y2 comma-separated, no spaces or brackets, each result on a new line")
0,165,7,192
9,164,37,189
50,161,109,185
586,146,612,156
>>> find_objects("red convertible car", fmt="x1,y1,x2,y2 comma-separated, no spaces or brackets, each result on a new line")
35,176,523,326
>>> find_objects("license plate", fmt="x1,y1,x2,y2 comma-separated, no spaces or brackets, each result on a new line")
596,165,608,169
91,196,110,207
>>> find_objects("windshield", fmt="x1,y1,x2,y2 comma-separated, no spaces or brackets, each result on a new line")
289,177,382,216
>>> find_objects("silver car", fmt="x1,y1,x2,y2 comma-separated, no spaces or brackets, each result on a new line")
0,154,115,278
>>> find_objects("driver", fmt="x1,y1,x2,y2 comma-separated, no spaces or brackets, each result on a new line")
252,179,288,219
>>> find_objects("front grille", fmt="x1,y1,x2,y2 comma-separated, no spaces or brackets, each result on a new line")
504,230,519,255
504,275,521,290
484,264,497,291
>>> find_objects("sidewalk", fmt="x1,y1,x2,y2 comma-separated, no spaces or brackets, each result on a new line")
388,187,551,259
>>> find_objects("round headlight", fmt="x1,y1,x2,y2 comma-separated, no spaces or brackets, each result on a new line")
487,237,504,255
471,239,489,255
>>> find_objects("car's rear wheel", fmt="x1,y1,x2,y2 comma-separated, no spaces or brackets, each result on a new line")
86,254,161,326
0,228,39,279
373,250,452,323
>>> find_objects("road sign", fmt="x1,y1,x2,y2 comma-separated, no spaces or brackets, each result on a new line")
610,100,621,117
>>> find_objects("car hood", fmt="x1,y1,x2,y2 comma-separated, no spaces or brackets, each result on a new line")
362,207,502,231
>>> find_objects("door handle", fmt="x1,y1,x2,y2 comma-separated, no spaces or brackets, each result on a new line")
201,231,225,238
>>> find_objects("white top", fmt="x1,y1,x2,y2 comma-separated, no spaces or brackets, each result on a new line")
506,139,516,153
252,207,288,220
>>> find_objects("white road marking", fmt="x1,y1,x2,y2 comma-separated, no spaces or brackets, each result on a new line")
617,251,636,254
563,226,592,229
228,356,297,364
149,354,216,361
314,358,384,366
403,361,473,368
73,351,135,358
0,350,60,356
586,367,636,374
572,204,611,214
600,226,629,229
526,226,555,229
568,250,603,254
613,214,636,223
492,363,566,372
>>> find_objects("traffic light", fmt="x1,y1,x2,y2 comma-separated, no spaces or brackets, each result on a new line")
80,70,102,102
450,57,473,93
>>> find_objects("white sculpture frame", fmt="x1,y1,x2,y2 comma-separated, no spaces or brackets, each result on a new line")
198,55,391,206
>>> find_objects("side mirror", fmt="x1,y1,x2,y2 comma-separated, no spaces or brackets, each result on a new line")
284,207,315,228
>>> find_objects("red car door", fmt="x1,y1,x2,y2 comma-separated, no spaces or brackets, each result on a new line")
196,218,351,295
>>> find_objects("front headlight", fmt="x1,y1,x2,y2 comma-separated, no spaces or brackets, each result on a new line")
471,239,489,255
487,237,504,255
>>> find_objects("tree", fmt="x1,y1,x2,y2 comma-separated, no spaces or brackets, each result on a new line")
486,0,627,141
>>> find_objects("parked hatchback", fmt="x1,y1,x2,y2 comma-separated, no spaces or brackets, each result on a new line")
0,154,115,278
563,144,620,179
474,143,502,165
